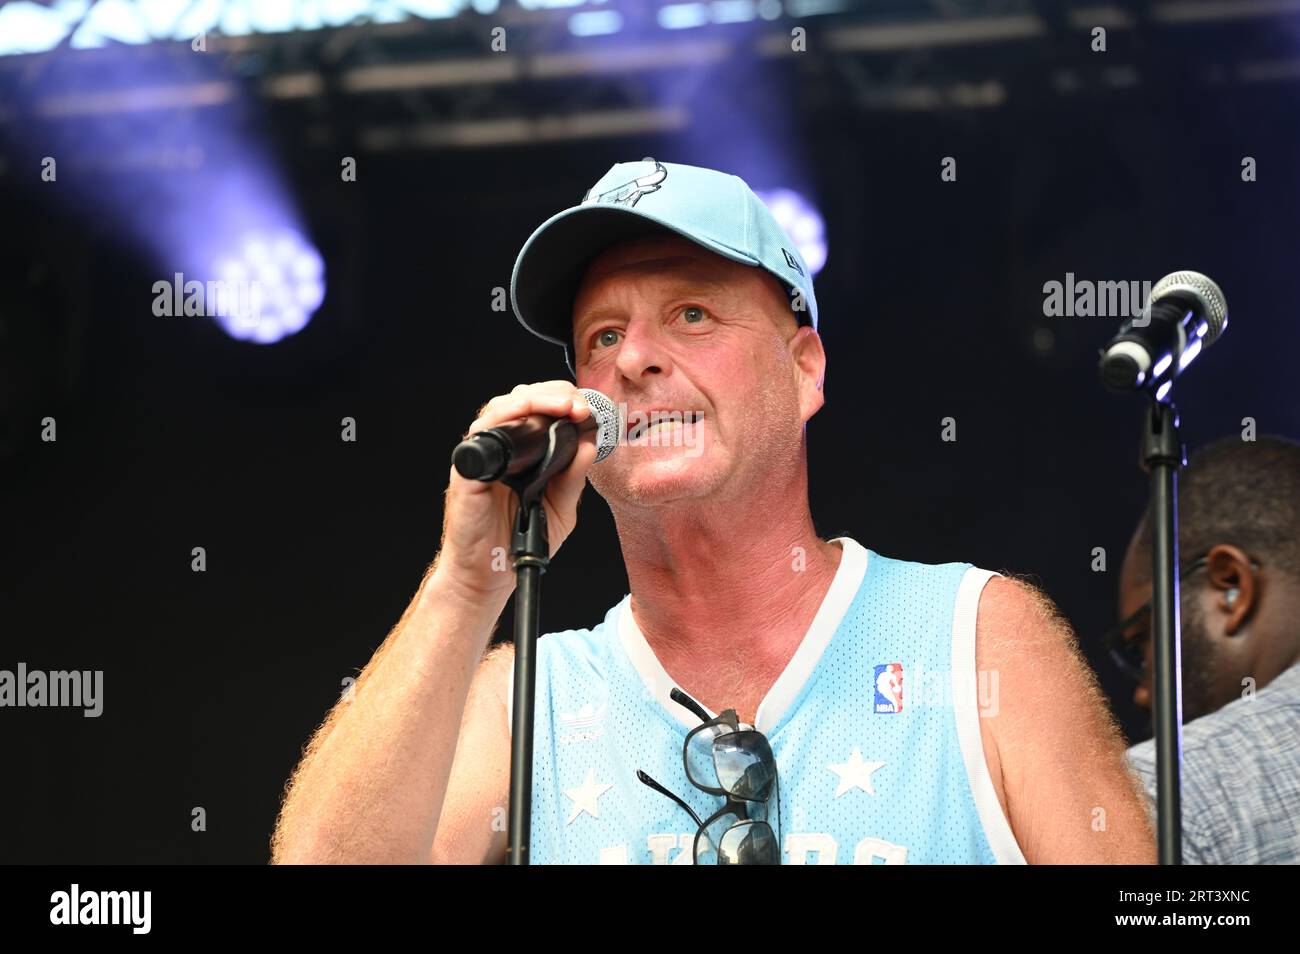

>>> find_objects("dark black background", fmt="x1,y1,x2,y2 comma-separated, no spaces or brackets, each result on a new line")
1,10,1297,863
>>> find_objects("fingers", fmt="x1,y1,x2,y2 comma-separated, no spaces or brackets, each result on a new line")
546,436,599,513
464,380,588,438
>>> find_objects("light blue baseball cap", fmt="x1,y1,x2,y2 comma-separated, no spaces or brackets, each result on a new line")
510,157,819,375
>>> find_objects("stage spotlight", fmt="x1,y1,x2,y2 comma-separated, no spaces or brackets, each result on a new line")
756,188,827,276
212,231,325,344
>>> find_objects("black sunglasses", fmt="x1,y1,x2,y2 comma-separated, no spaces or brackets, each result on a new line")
1102,553,1211,681
636,687,781,864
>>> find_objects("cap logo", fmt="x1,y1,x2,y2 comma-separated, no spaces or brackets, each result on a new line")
782,247,804,277
582,158,667,208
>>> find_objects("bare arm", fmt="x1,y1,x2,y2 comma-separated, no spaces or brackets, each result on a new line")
270,565,511,864
431,642,514,864
975,576,1156,864
271,381,595,865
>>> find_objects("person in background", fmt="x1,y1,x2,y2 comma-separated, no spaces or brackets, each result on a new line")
1115,435,1300,863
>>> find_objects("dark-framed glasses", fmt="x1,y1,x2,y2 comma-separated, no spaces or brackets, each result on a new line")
1103,553,1232,681
636,687,781,864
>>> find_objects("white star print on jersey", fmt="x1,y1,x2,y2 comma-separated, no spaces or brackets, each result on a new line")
828,748,886,797
564,768,613,824
507,536,1028,864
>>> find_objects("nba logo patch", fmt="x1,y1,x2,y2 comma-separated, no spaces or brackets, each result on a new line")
874,663,904,713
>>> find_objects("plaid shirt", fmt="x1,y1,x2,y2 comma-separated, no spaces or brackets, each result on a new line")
1126,661,1300,864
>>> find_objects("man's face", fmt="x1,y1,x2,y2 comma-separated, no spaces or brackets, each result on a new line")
570,234,823,508
1117,531,1231,725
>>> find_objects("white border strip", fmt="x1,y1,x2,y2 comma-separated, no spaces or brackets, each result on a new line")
617,536,868,734
753,537,868,734
951,567,1027,865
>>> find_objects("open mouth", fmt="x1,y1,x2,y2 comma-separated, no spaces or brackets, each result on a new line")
624,412,705,444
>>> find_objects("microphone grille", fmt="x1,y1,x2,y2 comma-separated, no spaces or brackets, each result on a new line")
578,388,622,463
1150,270,1229,344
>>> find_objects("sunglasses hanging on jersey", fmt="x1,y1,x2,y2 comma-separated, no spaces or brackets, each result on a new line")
636,687,781,864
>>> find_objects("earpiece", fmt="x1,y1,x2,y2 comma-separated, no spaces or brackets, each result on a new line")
1226,587,1240,606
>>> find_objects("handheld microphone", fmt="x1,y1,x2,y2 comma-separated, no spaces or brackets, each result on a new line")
451,388,621,482
1099,270,1228,395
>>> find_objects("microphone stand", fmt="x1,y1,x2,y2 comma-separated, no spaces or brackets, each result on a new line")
1140,395,1186,865
501,419,584,865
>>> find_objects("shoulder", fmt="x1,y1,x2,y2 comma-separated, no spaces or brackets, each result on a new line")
970,573,1154,862
537,596,627,662
972,573,1102,689
972,573,1107,722
1130,676,1300,863
499,597,628,729
1130,661,1300,778
974,574,1073,644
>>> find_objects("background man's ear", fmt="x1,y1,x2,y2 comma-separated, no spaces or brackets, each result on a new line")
1205,543,1257,636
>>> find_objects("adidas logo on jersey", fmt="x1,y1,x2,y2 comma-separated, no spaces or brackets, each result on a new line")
558,701,606,744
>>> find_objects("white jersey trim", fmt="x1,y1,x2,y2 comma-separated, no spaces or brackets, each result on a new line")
951,566,1028,865
617,536,869,735
510,537,868,736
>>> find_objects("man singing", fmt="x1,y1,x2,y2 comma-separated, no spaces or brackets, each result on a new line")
271,159,1155,865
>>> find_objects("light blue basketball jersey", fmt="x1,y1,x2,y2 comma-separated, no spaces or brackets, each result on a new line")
507,536,1026,865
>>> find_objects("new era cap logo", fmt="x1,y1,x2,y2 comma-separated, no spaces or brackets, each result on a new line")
782,247,804,277
583,158,667,208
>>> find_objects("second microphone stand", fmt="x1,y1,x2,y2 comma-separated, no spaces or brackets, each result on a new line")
1141,395,1186,865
